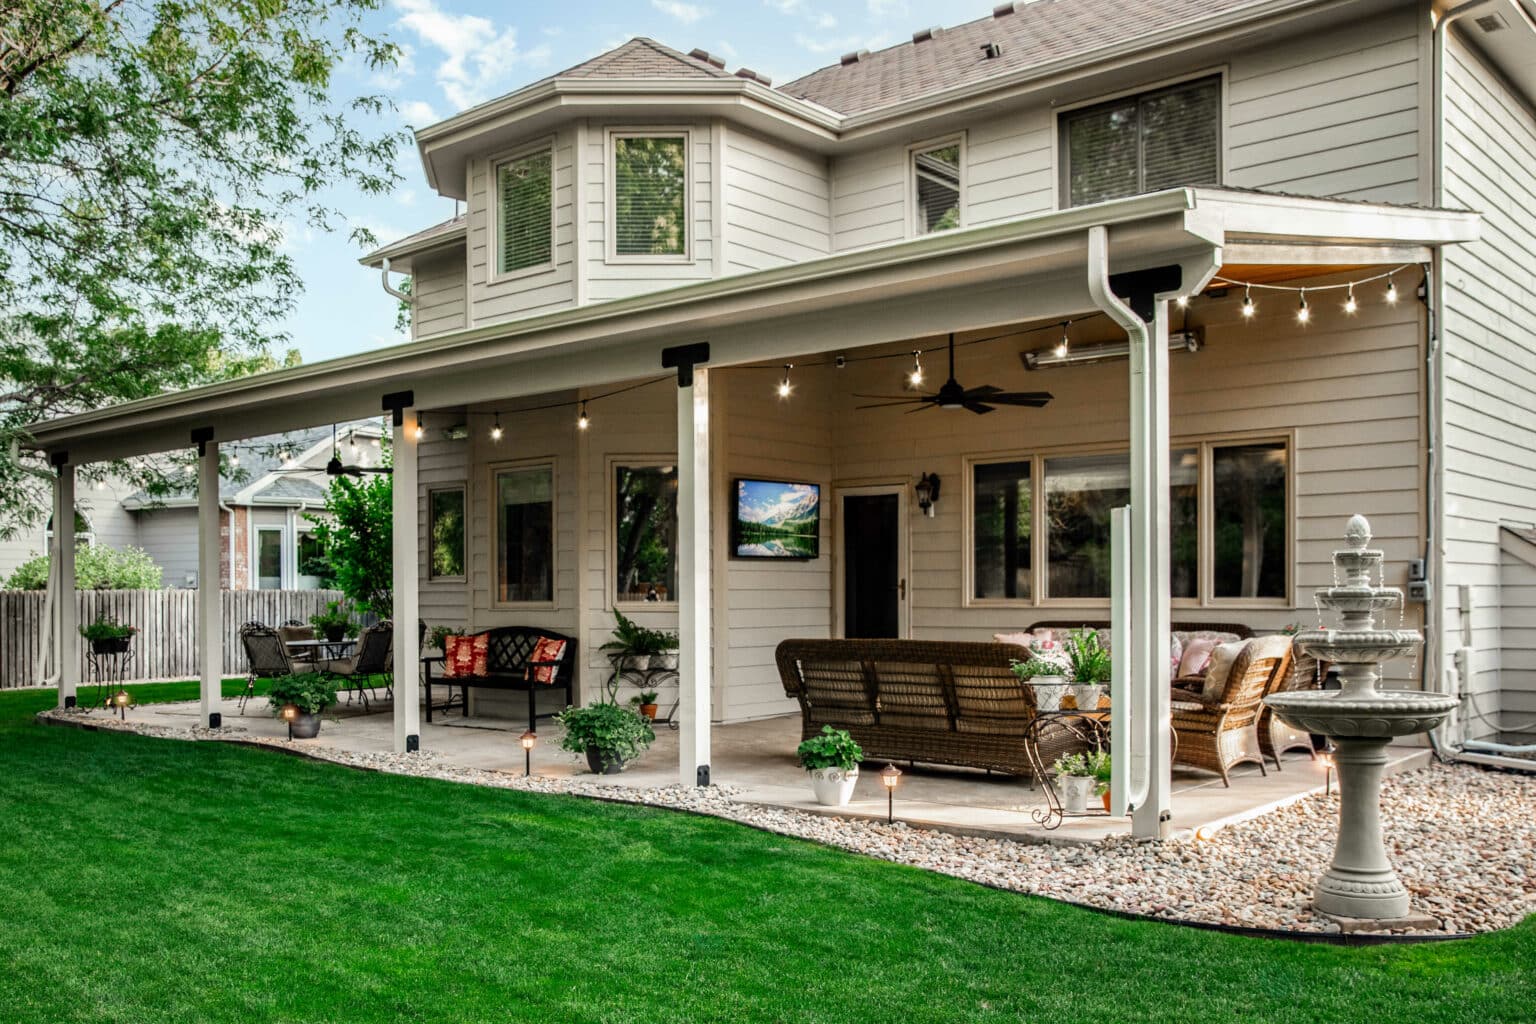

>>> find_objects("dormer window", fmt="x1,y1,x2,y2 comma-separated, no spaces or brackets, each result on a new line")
911,138,963,235
1060,76,1221,208
609,131,690,260
495,143,554,276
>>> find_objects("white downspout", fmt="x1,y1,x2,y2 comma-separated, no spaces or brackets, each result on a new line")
380,257,413,305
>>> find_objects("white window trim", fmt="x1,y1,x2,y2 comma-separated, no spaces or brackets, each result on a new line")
45,509,95,549
489,457,559,611
605,127,694,265
962,431,1294,609
426,484,468,583
608,455,680,612
1052,67,1228,211
488,136,558,286
252,524,287,591
906,132,966,238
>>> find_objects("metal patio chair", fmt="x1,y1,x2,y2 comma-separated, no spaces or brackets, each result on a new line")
238,622,294,715
318,622,394,711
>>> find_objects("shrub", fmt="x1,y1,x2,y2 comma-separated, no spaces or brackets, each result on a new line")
556,702,655,770
266,673,339,717
5,545,163,591
796,725,864,772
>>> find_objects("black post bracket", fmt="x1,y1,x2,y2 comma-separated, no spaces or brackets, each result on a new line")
662,343,711,387
1108,265,1184,324
190,426,215,457
208,712,222,729
382,390,415,427
406,734,420,753
697,764,711,787
49,451,69,469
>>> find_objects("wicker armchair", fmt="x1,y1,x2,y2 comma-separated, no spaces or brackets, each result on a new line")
1259,647,1320,769
1170,636,1293,786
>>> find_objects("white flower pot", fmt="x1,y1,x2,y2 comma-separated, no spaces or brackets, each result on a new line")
1057,775,1095,814
808,766,859,807
1030,676,1065,711
1070,683,1103,711
626,654,651,671
655,651,678,670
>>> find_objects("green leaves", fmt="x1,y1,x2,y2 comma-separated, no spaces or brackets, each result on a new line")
556,702,656,770
266,672,340,716
795,725,863,772
306,470,392,618
5,543,163,589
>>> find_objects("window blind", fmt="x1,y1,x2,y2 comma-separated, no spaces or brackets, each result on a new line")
613,135,687,257
497,148,552,274
913,143,961,234
1063,77,1219,207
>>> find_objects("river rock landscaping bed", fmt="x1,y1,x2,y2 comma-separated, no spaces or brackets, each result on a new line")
40,707,1536,936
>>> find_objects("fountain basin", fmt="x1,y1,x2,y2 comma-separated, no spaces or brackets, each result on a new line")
1295,628,1422,665
1312,587,1404,614
1266,689,1457,739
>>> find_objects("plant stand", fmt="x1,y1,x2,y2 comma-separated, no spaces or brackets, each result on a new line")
85,640,134,712
1023,710,1109,830
604,653,681,729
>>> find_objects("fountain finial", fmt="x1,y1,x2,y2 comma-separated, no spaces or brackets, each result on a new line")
1344,514,1372,550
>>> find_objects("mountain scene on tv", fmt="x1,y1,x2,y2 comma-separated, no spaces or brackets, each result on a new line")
735,480,819,558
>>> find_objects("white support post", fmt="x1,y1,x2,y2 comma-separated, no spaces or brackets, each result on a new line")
392,406,421,754
55,463,78,708
677,367,712,786
198,439,223,727
1128,299,1173,840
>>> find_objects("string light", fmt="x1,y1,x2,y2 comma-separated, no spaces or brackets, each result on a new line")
1054,321,1070,358
490,413,503,442
1211,264,1411,328
1343,283,1358,315
1385,276,1399,304
278,449,292,463
1296,289,1310,324
1241,285,1256,319
777,363,793,399
577,401,590,430
229,451,240,467
908,350,924,387
412,418,424,440
347,432,358,453
1175,295,1189,309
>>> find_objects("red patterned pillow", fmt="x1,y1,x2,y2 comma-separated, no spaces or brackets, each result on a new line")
443,633,489,678
528,636,567,684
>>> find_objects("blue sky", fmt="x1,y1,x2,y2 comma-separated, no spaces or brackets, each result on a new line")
289,0,969,363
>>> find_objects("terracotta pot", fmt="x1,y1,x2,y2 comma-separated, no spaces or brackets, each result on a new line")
638,703,658,721
1102,790,1111,812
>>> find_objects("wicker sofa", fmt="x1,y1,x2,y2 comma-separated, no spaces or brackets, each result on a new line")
775,638,1090,776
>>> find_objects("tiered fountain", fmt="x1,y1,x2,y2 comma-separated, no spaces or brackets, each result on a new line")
1265,515,1458,926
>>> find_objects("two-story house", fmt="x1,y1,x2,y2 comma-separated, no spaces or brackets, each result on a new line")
26,0,1536,836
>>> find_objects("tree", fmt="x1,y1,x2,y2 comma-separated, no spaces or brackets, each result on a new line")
307,471,391,617
0,0,405,538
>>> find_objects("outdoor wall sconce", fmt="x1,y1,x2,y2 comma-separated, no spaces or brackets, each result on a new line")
915,473,941,518
112,689,131,721
880,763,902,823
279,702,300,740
520,730,538,777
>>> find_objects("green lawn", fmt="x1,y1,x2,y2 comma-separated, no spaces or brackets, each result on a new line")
1,684,1531,1023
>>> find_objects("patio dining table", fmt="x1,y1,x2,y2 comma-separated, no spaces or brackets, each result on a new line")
285,638,358,661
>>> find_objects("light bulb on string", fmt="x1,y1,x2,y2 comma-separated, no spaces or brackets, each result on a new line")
490,413,503,442
1385,276,1399,305
413,418,424,440
1296,289,1310,325
1054,321,1070,358
577,401,590,430
1175,295,1189,309
908,350,924,387
1241,285,1256,319
229,450,240,467
1344,283,1358,315
777,364,793,399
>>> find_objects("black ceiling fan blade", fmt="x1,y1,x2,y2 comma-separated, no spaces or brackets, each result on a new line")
962,401,997,415
964,384,1003,398
904,403,939,414
980,392,1054,407
856,399,928,410
853,393,932,402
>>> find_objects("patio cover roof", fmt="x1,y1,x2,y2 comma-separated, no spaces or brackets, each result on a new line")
27,187,1477,466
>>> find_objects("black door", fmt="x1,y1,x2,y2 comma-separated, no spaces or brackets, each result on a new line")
843,493,901,639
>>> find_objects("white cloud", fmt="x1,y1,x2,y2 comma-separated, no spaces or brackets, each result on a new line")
795,31,890,56
868,0,907,16
398,99,440,126
763,0,803,13
812,11,837,28
651,0,708,24
392,0,545,110
716,39,739,59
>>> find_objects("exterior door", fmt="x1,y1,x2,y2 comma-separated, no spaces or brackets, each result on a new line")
838,489,907,639
255,528,284,590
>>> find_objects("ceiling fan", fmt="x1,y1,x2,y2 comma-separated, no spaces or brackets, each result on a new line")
275,426,392,477
855,333,1053,415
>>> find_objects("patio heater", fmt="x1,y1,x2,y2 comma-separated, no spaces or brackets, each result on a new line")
520,730,537,776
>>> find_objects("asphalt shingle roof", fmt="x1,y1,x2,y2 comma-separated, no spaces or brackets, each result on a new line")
781,0,1277,115
547,36,731,81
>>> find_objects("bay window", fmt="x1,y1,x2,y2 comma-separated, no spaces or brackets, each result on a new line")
495,145,553,275
611,132,689,259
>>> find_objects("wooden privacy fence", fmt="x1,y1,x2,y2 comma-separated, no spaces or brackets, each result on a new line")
0,590,349,688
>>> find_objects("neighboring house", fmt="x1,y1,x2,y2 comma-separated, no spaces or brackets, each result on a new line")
26,0,1536,834
3,422,385,590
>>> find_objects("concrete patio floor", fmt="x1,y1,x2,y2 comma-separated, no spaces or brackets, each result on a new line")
117,693,1430,843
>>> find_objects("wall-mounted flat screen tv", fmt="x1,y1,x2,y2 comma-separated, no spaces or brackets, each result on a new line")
732,479,820,559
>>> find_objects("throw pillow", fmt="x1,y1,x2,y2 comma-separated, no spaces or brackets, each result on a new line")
1199,640,1250,702
1178,637,1219,678
1169,632,1184,677
993,632,1034,648
528,636,568,684
1030,628,1054,644
443,633,489,678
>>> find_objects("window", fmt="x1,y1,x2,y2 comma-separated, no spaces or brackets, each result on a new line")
912,140,961,234
972,460,1031,600
255,528,283,590
1212,442,1288,599
45,510,94,550
1060,76,1221,207
496,146,554,275
428,487,466,580
969,438,1282,605
614,464,678,604
296,531,328,589
495,465,554,603
611,133,688,258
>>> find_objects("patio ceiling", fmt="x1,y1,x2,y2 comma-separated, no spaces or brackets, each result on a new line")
27,187,1477,466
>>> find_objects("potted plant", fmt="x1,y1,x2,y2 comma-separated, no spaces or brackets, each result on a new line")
647,628,681,670
557,701,655,774
79,616,137,655
1063,628,1112,711
308,601,356,643
1051,752,1099,813
1010,655,1067,712
796,725,865,806
601,610,653,670
267,672,338,739
426,624,465,653
1091,750,1113,812
629,690,660,721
